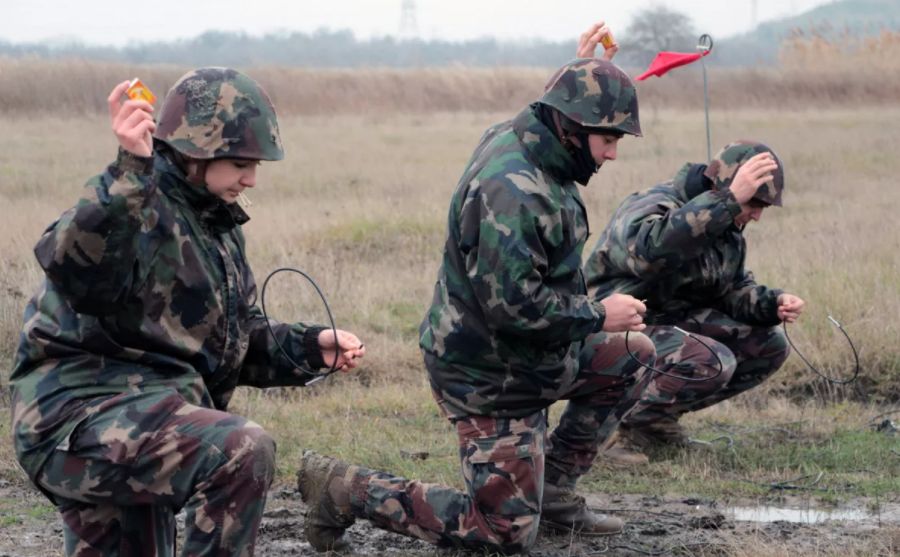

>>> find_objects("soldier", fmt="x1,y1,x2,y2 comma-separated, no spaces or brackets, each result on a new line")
298,23,656,554
585,141,804,465
9,68,365,556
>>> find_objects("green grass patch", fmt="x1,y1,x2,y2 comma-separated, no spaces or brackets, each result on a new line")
25,503,56,520
0,513,21,528
582,422,900,502
323,218,442,246
234,380,465,488
367,300,422,341
0,496,54,527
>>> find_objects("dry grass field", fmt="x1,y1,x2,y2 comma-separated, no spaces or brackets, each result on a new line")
1,35,899,555
2,107,896,396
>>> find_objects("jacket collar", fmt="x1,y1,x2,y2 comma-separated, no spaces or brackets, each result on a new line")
672,161,744,233
672,162,713,202
512,105,578,185
155,154,249,233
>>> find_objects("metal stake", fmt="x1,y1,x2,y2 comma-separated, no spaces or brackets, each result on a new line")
698,34,714,161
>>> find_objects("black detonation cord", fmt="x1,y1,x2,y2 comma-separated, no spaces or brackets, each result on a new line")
260,267,339,385
624,325,725,383
783,316,860,385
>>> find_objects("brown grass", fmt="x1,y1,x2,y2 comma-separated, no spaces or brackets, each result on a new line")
0,104,897,398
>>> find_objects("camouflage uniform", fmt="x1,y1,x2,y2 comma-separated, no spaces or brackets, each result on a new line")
10,68,325,556
300,59,651,554
585,141,790,431
336,332,654,553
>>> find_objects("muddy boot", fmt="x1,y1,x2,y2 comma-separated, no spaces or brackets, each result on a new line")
541,484,624,536
623,417,689,448
600,430,650,467
297,450,366,553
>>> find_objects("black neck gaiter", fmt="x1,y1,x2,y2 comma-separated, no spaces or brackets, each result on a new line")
532,103,599,186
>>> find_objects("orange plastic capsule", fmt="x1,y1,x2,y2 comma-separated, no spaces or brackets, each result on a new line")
600,31,617,50
126,78,156,105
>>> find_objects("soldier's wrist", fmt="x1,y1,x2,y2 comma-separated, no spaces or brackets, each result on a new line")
115,147,155,176
304,326,328,369
720,188,743,217
591,300,607,332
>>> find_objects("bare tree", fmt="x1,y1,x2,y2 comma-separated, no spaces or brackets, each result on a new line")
618,5,698,67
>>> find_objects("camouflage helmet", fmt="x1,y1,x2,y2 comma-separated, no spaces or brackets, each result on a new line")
154,67,284,161
538,58,642,137
703,140,784,206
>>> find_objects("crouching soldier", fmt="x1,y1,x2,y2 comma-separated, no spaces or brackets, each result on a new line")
586,141,804,465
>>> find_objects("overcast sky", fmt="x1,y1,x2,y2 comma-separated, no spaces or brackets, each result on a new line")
3,0,833,46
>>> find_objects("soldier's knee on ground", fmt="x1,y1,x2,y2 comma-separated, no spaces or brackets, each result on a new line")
466,473,542,552
459,413,544,553
486,512,540,555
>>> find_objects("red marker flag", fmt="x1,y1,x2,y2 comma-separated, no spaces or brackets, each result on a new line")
636,49,711,81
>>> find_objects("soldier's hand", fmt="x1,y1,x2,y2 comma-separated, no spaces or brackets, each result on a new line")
576,21,618,60
317,328,366,372
729,152,779,204
600,293,647,332
777,293,805,323
109,80,156,158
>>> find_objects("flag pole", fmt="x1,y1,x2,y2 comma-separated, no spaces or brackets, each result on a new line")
698,34,714,161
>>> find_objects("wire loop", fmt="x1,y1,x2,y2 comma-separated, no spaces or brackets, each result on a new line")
260,267,339,384
782,317,860,385
624,326,725,383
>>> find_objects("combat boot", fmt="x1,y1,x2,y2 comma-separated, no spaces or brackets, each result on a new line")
600,418,690,467
297,450,367,553
600,429,650,467
627,417,689,447
541,483,624,536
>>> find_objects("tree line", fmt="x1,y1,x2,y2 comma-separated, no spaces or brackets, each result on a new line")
1,4,894,69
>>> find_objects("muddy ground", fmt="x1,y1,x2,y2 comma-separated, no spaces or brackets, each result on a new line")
3,479,899,557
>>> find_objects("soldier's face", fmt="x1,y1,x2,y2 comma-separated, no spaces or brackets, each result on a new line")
204,159,260,203
588,134,620,167
734,203,766,226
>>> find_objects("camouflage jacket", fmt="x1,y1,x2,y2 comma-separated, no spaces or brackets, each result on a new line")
419,105,606,418
10,148,325,480
585,162,783,326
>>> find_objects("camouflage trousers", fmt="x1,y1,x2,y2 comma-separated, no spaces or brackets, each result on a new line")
346,332,654,554
624,307,790,427
36,390,276,557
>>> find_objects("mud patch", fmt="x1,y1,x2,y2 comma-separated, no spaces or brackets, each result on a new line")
1,481,899,556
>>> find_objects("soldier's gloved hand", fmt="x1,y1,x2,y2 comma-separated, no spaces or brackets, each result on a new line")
777,293,806,323
728,152,779,204
576,21,618,60
109,80,156,158
600,293,647,332
317,329,366,372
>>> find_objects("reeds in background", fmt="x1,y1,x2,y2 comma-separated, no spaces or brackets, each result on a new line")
1,32,898,116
